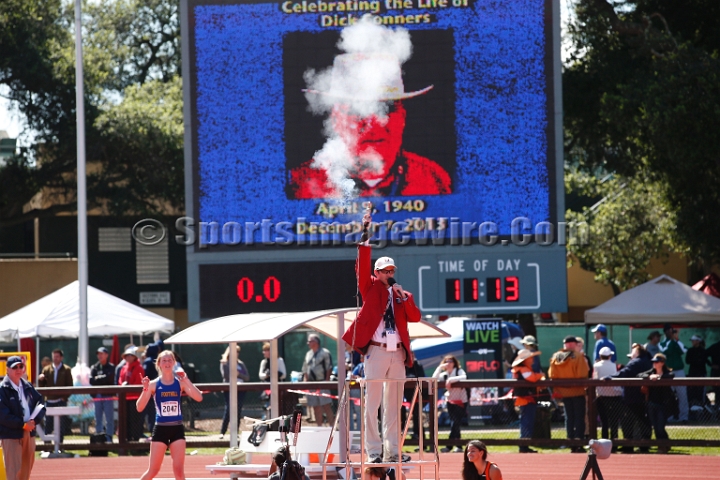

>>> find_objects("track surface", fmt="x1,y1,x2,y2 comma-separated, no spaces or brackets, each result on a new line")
28,451,720,479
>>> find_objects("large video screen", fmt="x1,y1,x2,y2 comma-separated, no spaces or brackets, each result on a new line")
186,0,557,247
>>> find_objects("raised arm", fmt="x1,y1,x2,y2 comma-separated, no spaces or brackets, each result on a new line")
180,375,203,402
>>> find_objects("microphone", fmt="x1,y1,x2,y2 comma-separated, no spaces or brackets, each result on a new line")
387,278,397,286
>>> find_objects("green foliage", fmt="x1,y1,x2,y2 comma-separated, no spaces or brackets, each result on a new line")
0,0,182,226
564,0,720,269
566,168,680,294
94,77,184,215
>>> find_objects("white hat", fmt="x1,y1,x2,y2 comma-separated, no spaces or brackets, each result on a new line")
303,53,433,101
691,334,702,341
122,347,138,359
511,349,541,367
598,346,613,357
507,337,524,351
374,256,396,271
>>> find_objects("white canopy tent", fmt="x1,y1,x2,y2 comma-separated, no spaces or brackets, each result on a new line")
585,275,720,351
164,308,449,448
0,281,175,341
584,275,720,325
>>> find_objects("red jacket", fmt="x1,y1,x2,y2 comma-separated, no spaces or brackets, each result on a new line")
118,359,144,401
341,245,421,367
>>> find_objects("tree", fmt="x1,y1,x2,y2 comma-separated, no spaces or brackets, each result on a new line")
564,0,720,269
565,167,680,295
0,0,182,229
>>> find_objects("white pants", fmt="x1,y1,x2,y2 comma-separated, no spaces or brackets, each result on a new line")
672,369,689,421
364,345,406,460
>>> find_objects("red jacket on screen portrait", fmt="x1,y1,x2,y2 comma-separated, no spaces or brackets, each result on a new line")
288,150,451,198
342,244,421,367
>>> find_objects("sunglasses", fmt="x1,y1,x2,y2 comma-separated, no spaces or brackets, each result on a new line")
10,364,25,370
378,269,395,274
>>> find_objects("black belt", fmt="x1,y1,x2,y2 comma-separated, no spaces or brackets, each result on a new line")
368,341,387,348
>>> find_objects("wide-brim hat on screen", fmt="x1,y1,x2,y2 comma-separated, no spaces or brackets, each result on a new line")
303,52,433,101
512,349,541,367
374,256,396,271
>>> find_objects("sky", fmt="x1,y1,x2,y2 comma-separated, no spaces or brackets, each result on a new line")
0,1,574,144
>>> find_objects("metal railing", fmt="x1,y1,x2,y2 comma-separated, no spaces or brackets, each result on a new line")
36,377,720,454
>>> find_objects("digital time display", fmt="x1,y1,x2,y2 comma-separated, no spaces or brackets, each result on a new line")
199,260,357,318
445,277,519,304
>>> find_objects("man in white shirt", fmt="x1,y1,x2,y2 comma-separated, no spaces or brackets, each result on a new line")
593,347,623,447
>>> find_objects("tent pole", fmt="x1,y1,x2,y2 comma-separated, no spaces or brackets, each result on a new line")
629,326,633,352
16,335,20,354
336,312,347,464
229,341,238,448
36,336,40,385
270,339,279,419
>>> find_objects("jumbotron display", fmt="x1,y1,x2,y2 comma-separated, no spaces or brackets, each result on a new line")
185,0,558,247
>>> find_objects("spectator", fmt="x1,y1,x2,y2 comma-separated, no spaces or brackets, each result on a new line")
658,324,689,422
40,356,51,370
548,335,589,453
404,358,434,451
504,337,524,378
432,355,467,452
89,347,115,442
302,333,335,427
511,349,544,453
268,445,310,480
592,324,617,363
220,345,250,439
37,348,73,442
259,342,286,382
520,335,542,373
706,338,720,400
685,334,708,406
609,343,652,453
0,356,46,480
115,343,136,385
142,340,163,436
645,331,662,357
638,353,675,453
593,346,622,447
118,347,145,441
462,440,503,480
349,356,366,431
364,466,406,480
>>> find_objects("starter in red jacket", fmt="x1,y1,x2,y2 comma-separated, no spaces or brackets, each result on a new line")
342,244,421,367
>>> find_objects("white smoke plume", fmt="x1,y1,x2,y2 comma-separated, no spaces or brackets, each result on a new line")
303,15,414,200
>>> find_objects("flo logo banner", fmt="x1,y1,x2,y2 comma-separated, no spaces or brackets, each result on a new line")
463,319,502,380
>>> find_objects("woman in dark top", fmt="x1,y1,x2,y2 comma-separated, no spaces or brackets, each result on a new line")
638,353,675,453
461,440,502,480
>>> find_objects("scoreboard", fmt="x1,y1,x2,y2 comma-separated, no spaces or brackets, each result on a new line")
180,0,567,320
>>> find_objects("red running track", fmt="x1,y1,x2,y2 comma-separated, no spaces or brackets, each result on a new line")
28,452,720,480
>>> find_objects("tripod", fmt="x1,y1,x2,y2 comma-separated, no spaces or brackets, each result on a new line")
579,453,604,480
